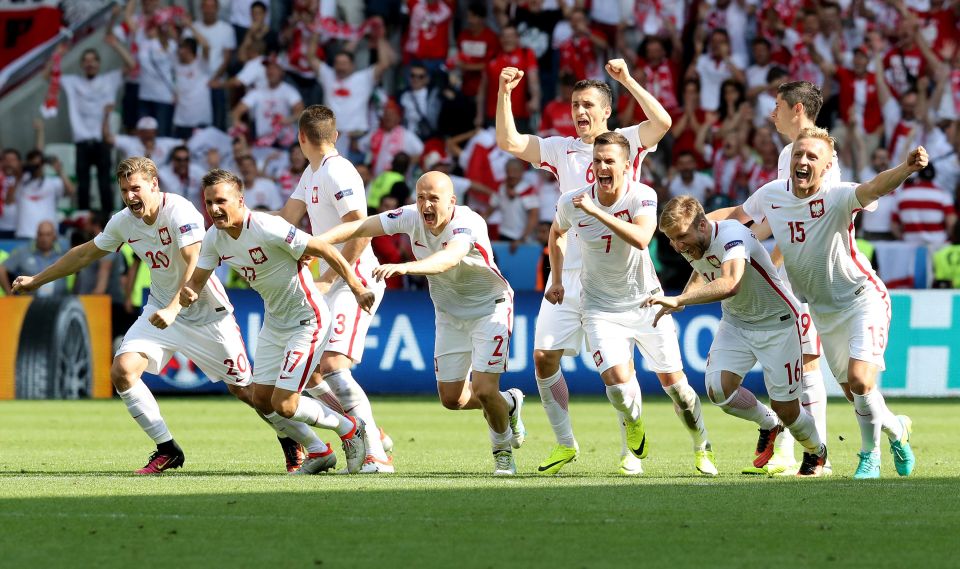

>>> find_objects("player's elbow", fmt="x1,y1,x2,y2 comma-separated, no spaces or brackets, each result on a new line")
722,278,740,298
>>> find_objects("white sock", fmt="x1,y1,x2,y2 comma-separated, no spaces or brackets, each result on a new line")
324,369,386,459
606,380,641,423
117,381,172,444
663,379,709,451
305,381,347,415
852,390,896,453
264,412,329,454
880,403,904,442
489,426,512,451
801,368,828,443
786,411,824,456
717,387,779,430
291,396,353,436
772,404,797,462
499,390,517,414
535,370,576,447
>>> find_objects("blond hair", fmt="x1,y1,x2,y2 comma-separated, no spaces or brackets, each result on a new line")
116,156,158,183
796,126,836,154
659,195,705,233
201,168,244,194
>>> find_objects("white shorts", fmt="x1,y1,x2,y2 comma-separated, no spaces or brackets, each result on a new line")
706,319,804,402
778,265,821,357
812,296,890,384
117,305,251,385
323,272,386,363
253,319,329,392
434,298,513,382
533,269,584,356
583,306,683,375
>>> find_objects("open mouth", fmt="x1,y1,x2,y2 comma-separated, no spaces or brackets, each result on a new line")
794,166,811,182
128,201,144,214
597,174,613,188
211,212,228,224
576,118,589,130
423,212,436,224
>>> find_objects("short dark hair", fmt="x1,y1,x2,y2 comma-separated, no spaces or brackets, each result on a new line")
81,48,100,62
202,168,244,194
171,145,190,158
766,66,788,84
179,37,198,56
752,37,771,49
334,51,355,64
251,1,267,12
298,104,337,146
1,148,21,160
572,79,612,108
593,131,630,162
777,81,823,122
467,1,487,18
26,149,43,162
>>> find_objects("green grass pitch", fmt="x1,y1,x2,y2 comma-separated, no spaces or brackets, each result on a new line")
1,396,958,568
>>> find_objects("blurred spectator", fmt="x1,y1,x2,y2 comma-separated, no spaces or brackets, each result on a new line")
359,100,424,176
0,149,22,239
237,155,283,210
172,32,213,139
49,43,123,213
689,29,745,112
232,56,304,147
456,2,499,98
623,35,681,119
187,0,236,130
159,146,205,207
700,0,749,64
370,195,413,289
478,25,540,131
111,0,162,131
493,159,540,252
6,151,74,240
368,152,412,209
236,1,277,65
129,16,179,136
933,225,960,288
858,147,898,241
556,8,607,83
404,0,454,76
539,73,577,138
230,0,268,45
105,114,181,166
670,79,708,165
891,165,957,246
399,62,441,141
0,221,67,297
275,145,309,200
668,150,713,202
746,38,774,97
423,151,494,206
747,126,779,191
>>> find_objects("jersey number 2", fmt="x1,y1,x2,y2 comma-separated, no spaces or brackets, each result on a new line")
145,250,170,268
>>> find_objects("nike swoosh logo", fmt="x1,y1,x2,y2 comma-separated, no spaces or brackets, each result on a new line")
128,238,142,243
632,434,646,457
220,255,234,260
854,410,871,417
328,338,340,343
577,222,592,227
771,205,782,209
487,360,503,366
279,374,294,380
537,458,568,472
414,241,426,247
566,150,578,154
788,385,799,394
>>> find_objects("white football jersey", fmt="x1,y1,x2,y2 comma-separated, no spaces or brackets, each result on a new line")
555,181,661,312
742,179,887,313
685,220,802,329
197,210,323,329
777,142,841,186
378,205,512,319
290,152,379,274
94,192,231,324
537,124,655,271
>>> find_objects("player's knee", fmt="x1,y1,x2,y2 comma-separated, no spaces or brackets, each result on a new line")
533,349,561,378
251,390,275,415
704,372,726,406
770,399,800,425
110,360,138,391
439,391,467,410
227,384,254,407
840,383,854,402
271,396,298,418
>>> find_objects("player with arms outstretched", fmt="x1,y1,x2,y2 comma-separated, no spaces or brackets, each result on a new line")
12,157,323,474
318,171,526,475
180,169,375,473
716,128,920,478
497,59,680,475
277,105,393,473
548,132,716,476
650,195,829,476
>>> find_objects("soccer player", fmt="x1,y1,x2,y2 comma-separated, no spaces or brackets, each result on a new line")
548,132,716,476
649,196,828,476
11,157,325,474
496,59,676,475
716,128,921,478
318,171,526,476
179,169,375,474
277,105,393,473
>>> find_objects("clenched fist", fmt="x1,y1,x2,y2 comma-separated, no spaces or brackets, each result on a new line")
499,67,525,95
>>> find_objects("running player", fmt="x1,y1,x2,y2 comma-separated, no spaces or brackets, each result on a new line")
716,128,920,478
318,171,526,476
277,105,392,473
548,132,716,476
179,168,374,473
496,59,676,475
649,195,828,476
11,157,326,474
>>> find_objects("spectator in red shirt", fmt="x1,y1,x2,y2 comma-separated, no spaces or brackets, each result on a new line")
883,14,931,97
556,8,607,82
669,79,708,166
477,25,540,132
822,46,885,168
631,36,681,114
456,2,499,98
404,0,453,76
539,73,577,139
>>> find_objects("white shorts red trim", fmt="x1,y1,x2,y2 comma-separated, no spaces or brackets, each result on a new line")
583,306,683,375
116,306,251,385
322,265,386,363
706,319,804,402
254,320,329,392
434,297,513,382
812,296,889,384
533,269,584,356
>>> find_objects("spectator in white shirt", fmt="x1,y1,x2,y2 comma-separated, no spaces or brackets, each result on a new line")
189,0,236,130
231,56,304,147
159,146,206,208
0,148,22,238
237,154,283,211
400,63,441,140
104,114,182,166
172,34,213,139
689,29,746,112
667,150,714,203
133,19,179,136
359,99,425,176
745,37,774,98
858,147,897,241
6,151,75,240
494,159,539,252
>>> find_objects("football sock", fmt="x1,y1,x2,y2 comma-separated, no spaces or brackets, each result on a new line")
663,379,709,451
264,412,329,454
305,381,347,415
801,368,828,442
323,369,387,459
853,390,896,453
489,426,512,451
606,380,641,423
717,387,779,430
787,411,825,456
499,391,517,414
118,381,172,444
292,396,354,436
535,370,576,447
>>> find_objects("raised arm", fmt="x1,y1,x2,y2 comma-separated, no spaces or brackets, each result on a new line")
495,67,542,165
372,27,395,83
606,59,672,149
856,146,929,208
104,30,137,71
11,240,109,294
